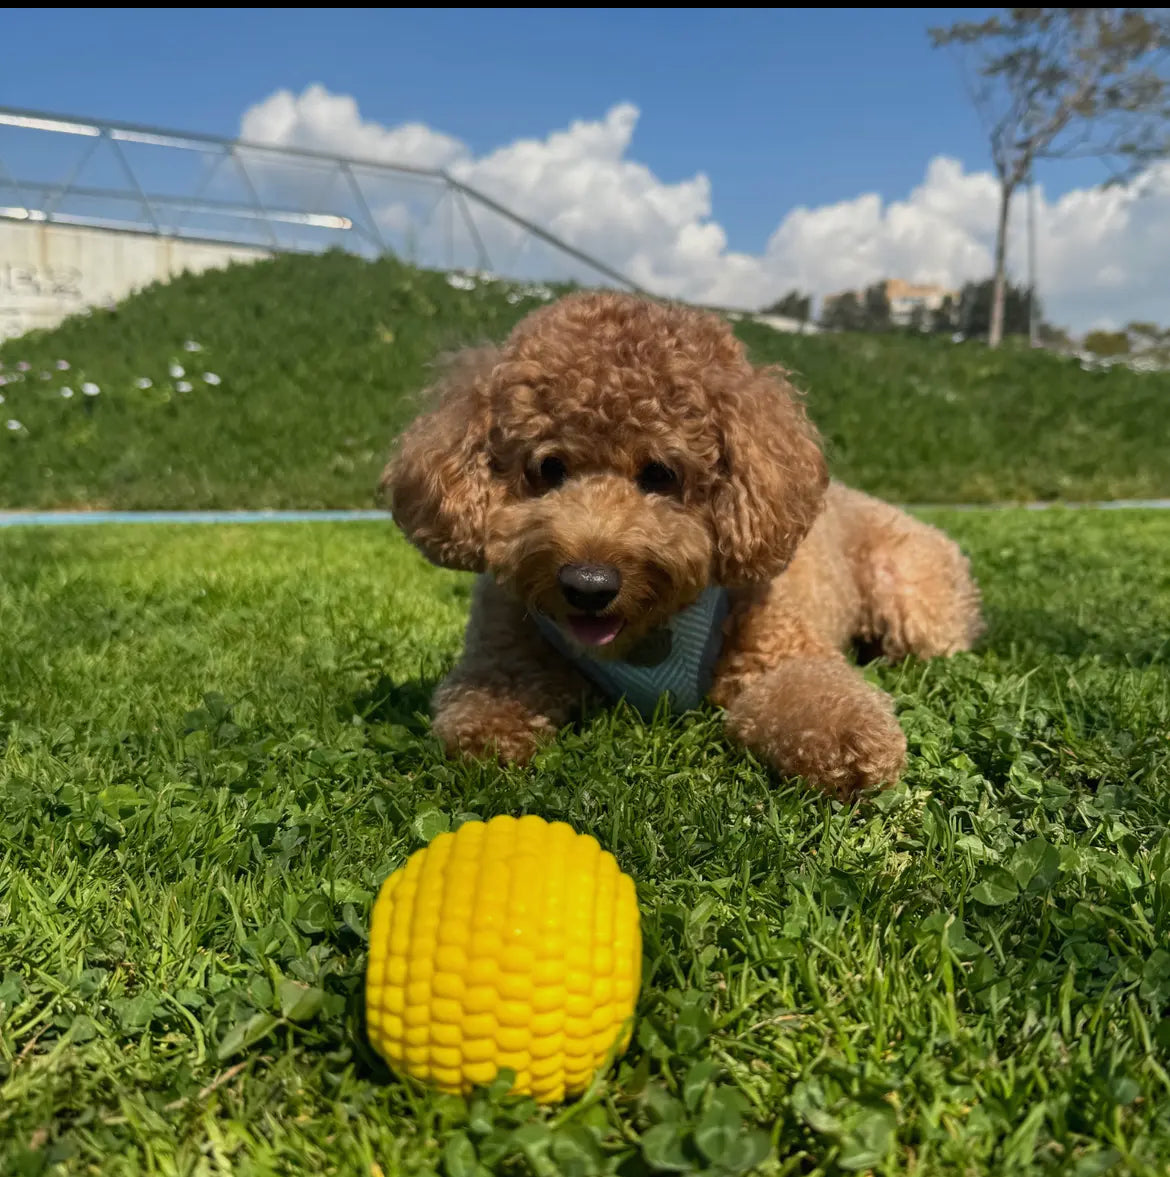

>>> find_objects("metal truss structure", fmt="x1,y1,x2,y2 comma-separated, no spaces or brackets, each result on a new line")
0,105,642,291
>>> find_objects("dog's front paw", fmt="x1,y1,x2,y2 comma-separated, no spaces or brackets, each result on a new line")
431,693,558,766
723,657,907,800
775,696,906,800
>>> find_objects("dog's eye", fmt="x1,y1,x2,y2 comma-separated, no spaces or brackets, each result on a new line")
528,455,567,493
637,461,680,496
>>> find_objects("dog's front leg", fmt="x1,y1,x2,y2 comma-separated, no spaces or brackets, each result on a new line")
431,578,591,765
713,655,906,799
709,577,906,799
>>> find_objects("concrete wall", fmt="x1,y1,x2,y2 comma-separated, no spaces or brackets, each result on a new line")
0,220,269,342
751,312,821,335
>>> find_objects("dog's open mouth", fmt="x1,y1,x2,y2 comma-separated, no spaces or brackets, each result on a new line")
565,614,625,647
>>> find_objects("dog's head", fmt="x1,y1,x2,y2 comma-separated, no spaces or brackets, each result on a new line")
382,292,827,660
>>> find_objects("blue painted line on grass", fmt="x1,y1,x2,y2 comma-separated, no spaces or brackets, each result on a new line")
908,499,1170,512
0,509,394,527
2,501,1170,528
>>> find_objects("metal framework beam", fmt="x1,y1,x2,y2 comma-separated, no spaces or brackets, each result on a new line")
0,104,643,292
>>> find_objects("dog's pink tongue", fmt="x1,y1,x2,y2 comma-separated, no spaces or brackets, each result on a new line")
566,615,624,646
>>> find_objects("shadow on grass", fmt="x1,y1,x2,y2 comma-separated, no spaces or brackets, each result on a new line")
349,673,439,733
984,608,1169,667
849,608,1166,670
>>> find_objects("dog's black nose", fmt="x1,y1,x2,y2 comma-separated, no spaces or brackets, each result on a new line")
557,563,621,613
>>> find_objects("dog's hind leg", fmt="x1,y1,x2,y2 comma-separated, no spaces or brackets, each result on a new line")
839,486,984,662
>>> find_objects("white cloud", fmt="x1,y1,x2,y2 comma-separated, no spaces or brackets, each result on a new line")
764,159,998,298
240,85,1170,331
241,84,466,171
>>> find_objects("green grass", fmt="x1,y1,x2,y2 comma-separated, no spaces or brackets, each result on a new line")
2,510,1168,1175
2,251,1168,510
0,253,551,512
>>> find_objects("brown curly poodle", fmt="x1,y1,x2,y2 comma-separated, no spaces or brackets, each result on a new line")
382,291,983,799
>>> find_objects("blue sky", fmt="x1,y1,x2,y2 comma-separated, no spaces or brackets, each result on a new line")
1,7,1107,254
3,8,1166,329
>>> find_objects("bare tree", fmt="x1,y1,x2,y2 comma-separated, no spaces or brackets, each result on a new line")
862,282,892,331
820,290,865,332
760,290,813,329
931,8,1170,347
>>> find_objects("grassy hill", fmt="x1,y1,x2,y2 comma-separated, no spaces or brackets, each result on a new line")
1,250,1168,509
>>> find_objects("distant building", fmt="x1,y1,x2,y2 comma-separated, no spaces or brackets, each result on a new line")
882,279,958,324
822,278,958,327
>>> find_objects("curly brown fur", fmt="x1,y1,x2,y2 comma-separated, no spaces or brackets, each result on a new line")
382,291,983,798
430,576,596,764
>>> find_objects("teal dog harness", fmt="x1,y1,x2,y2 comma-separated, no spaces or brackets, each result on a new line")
532,586,729,716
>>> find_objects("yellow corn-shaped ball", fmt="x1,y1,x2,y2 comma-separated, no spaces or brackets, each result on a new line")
365,814,641,1104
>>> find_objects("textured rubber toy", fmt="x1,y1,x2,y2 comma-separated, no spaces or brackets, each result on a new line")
365,814,641,1103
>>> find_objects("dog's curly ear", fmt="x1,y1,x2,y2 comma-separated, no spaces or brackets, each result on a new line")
709,365,829,586
378,347,498,572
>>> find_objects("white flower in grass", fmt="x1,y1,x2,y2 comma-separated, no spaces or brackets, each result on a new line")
446,273,476,292
56,359,70,370
61,386,74,398
135,377,153,389
183,340,202,352
39,371,51,381
6,419,23,431
0,393,4,404
176,380,193,392
82,381,100,396
202,372,221,386
0,375,6,386
16,361,30,372
169,363,185,378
